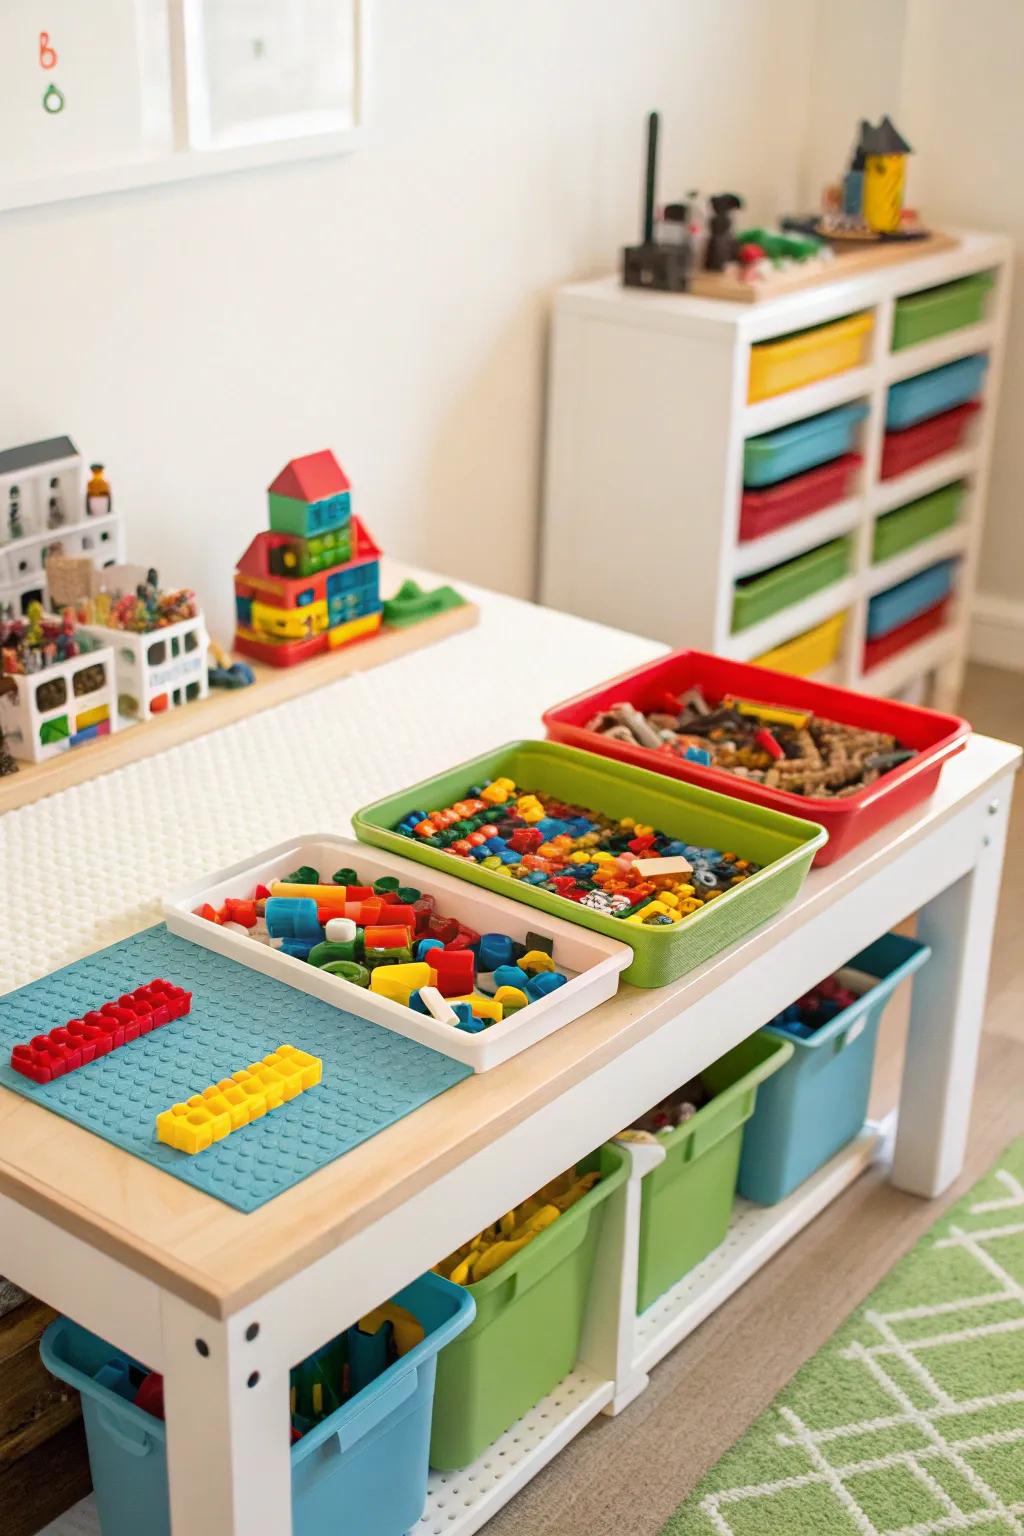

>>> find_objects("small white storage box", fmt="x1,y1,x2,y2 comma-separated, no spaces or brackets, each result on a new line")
164,835,632,1072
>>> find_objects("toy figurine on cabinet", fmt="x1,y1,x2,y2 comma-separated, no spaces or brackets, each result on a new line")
705,193,744,272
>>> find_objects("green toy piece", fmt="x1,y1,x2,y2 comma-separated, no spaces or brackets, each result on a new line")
382,579,467,629
738,227,823,263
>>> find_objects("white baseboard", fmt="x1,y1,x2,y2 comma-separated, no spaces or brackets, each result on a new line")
970,592,1024,673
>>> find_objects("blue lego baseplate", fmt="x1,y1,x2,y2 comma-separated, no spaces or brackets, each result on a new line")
0,925,471,1213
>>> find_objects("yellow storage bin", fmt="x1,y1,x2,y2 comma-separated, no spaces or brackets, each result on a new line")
754,612,846,677
748,313,874,404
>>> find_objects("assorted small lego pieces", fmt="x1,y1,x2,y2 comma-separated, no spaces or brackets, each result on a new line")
586,687,915,799
9,980,191,1083
74,567,199,633
193,865,573,1032
435,1166,602,1286
0,600,100,676
626,1076,713,1136
155,1043,322,1155
389,781,761,924
767,971,863,1040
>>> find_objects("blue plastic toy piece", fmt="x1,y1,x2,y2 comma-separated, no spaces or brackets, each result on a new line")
493,963,530,992
478,934,515,971
525,971,568,1001
453,1004,482,1032
265,896,324,945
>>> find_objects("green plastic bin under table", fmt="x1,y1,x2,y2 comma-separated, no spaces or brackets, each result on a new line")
732,536,852,634
353,741,827,988
636,1032,793,1313
891,272,994,352
737,933,930,1207
873,481,964,564
430,1142,627,1470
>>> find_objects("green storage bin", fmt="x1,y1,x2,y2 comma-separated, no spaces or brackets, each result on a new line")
873,482,964,564
636,1033,793,1313
353,741,827,988
892,272,994,352
732,537,852,634
430,1143,627,1469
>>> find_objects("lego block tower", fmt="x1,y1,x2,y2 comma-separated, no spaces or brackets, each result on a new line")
233,450,382,667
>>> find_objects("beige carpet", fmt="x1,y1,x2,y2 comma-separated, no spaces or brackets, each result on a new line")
486,662,1024,1536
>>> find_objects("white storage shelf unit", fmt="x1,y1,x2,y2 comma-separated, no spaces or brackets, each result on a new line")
0,645,118,763
82,612,209,721
541,229,1011,709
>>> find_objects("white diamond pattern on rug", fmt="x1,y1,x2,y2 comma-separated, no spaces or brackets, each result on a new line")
698,1164,1024,1536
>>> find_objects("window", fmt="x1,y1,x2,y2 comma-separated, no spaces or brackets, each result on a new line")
148,639,167,665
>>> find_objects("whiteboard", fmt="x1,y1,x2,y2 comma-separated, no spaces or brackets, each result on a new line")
0,0,363,213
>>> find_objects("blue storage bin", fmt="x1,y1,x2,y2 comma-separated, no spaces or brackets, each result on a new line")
886,354,988,430
40,1272,474,1536
743,402,868,488
738,934,929,1205
866,559,957,639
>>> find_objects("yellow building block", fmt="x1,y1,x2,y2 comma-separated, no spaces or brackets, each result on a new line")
448,994,504,1022
370,961,433,1005
520,950,555,975
252,598,329,639
328,611,382,649
624,900,681,926
493,985,529,1013
155,1044,322,1155
75,703,110,730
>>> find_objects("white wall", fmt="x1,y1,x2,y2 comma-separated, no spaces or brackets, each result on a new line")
803,0,1024,657
0,0,818,640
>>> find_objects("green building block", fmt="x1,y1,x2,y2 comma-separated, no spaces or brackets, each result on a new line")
268,525,352,578
382,579,467,629
39,715,70,745
268,490,351,538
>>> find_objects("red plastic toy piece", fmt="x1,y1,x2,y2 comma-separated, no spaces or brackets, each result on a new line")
134,1372,165,1420
429,948,476,997
10,980,192,1084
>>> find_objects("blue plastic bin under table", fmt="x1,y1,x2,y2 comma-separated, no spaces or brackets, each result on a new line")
40,1272,474,1536
866,559,957,639
743,402,868,488
886,354,988,431
737,933,930,1206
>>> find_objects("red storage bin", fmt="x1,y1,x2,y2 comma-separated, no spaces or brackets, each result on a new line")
739,454,862,542
881,401,980,481
543,651,969,866
863,598,952,672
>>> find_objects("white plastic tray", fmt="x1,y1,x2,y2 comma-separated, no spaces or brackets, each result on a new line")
163,835,632,1072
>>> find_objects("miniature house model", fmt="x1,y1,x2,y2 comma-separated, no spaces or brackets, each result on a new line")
0,645,118,763
858,116,912,234
0,437,123,616
234,450,382,666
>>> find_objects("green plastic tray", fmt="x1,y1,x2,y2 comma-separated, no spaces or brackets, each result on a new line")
892,271,994,352
430,1143,627,1469
873,481,964,564
732,536,852,634
352,741,827,988
637,1032,793,1312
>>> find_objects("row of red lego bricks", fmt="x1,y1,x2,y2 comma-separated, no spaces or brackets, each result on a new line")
10,979,192,1084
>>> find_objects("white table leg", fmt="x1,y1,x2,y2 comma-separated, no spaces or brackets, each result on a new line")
161,1292,293,1536
891,776,1013,1198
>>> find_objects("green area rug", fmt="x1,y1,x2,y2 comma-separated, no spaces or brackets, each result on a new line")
663,1139,1024,1535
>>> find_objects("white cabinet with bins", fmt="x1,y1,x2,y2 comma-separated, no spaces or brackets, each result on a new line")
541,229,1011,709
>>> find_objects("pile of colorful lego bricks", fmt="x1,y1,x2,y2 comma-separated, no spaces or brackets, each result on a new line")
766,970,862,1039
193,862,575,1032
586,687,914,799
0,600,102,677
434,1166,603,1286
388,780,762,928
79,568,198,633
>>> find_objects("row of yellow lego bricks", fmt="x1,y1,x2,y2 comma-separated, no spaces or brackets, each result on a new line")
434,1167,601,1286
237,609,382,646
155,1044,322,1156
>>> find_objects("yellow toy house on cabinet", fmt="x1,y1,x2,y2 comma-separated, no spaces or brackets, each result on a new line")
860,116,912,235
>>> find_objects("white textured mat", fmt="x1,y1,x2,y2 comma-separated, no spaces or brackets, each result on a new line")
1,581,662,994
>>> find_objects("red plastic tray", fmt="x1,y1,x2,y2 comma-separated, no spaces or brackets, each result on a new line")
543,651,969,866
881,401,980,481
739,454,862,542
863,598,952,673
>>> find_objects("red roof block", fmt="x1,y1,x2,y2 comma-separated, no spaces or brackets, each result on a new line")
268,450,351,505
